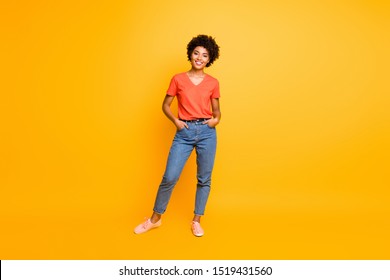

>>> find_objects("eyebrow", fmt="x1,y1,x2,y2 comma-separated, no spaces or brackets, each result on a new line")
194,50,209,55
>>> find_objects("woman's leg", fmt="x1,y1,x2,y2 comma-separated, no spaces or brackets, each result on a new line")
153,129,194,216
134,129,194,234
194,124,217,217
190,125,216,237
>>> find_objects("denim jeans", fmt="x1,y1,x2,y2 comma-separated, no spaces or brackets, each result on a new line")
153,122,217,216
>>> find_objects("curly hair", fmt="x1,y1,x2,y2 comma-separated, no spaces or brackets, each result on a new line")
187,35,220,67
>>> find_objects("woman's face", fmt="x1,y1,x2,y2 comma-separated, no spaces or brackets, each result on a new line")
190,46,210,70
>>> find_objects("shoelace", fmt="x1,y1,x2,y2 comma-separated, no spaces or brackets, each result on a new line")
142,218,151,229
192,222,201,234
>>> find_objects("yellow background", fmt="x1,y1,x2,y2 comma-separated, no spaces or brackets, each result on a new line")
1,0,389,259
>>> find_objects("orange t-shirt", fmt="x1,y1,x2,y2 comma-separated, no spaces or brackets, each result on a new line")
166,72,220,120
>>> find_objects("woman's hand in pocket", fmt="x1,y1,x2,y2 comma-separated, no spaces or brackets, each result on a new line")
174,119,188,131
203,118,219,128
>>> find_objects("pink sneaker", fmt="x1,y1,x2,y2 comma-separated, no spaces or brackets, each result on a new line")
134,218,162,234
191,221,204,237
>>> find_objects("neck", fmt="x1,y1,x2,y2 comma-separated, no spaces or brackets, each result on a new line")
188,69,205,76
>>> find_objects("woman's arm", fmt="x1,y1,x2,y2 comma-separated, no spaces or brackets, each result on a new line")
205,98,221,127
162,95,188,130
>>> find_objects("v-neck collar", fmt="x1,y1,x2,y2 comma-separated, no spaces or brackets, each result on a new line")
185,72,207,86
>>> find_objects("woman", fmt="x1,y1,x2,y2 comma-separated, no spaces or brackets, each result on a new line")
134,34,221,237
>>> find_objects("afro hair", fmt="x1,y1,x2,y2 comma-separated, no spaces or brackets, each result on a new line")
187,35,220,67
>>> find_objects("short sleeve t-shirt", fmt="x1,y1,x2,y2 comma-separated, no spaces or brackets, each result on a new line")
166,72,220,120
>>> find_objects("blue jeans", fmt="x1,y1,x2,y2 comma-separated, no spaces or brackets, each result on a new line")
153,122,217,216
